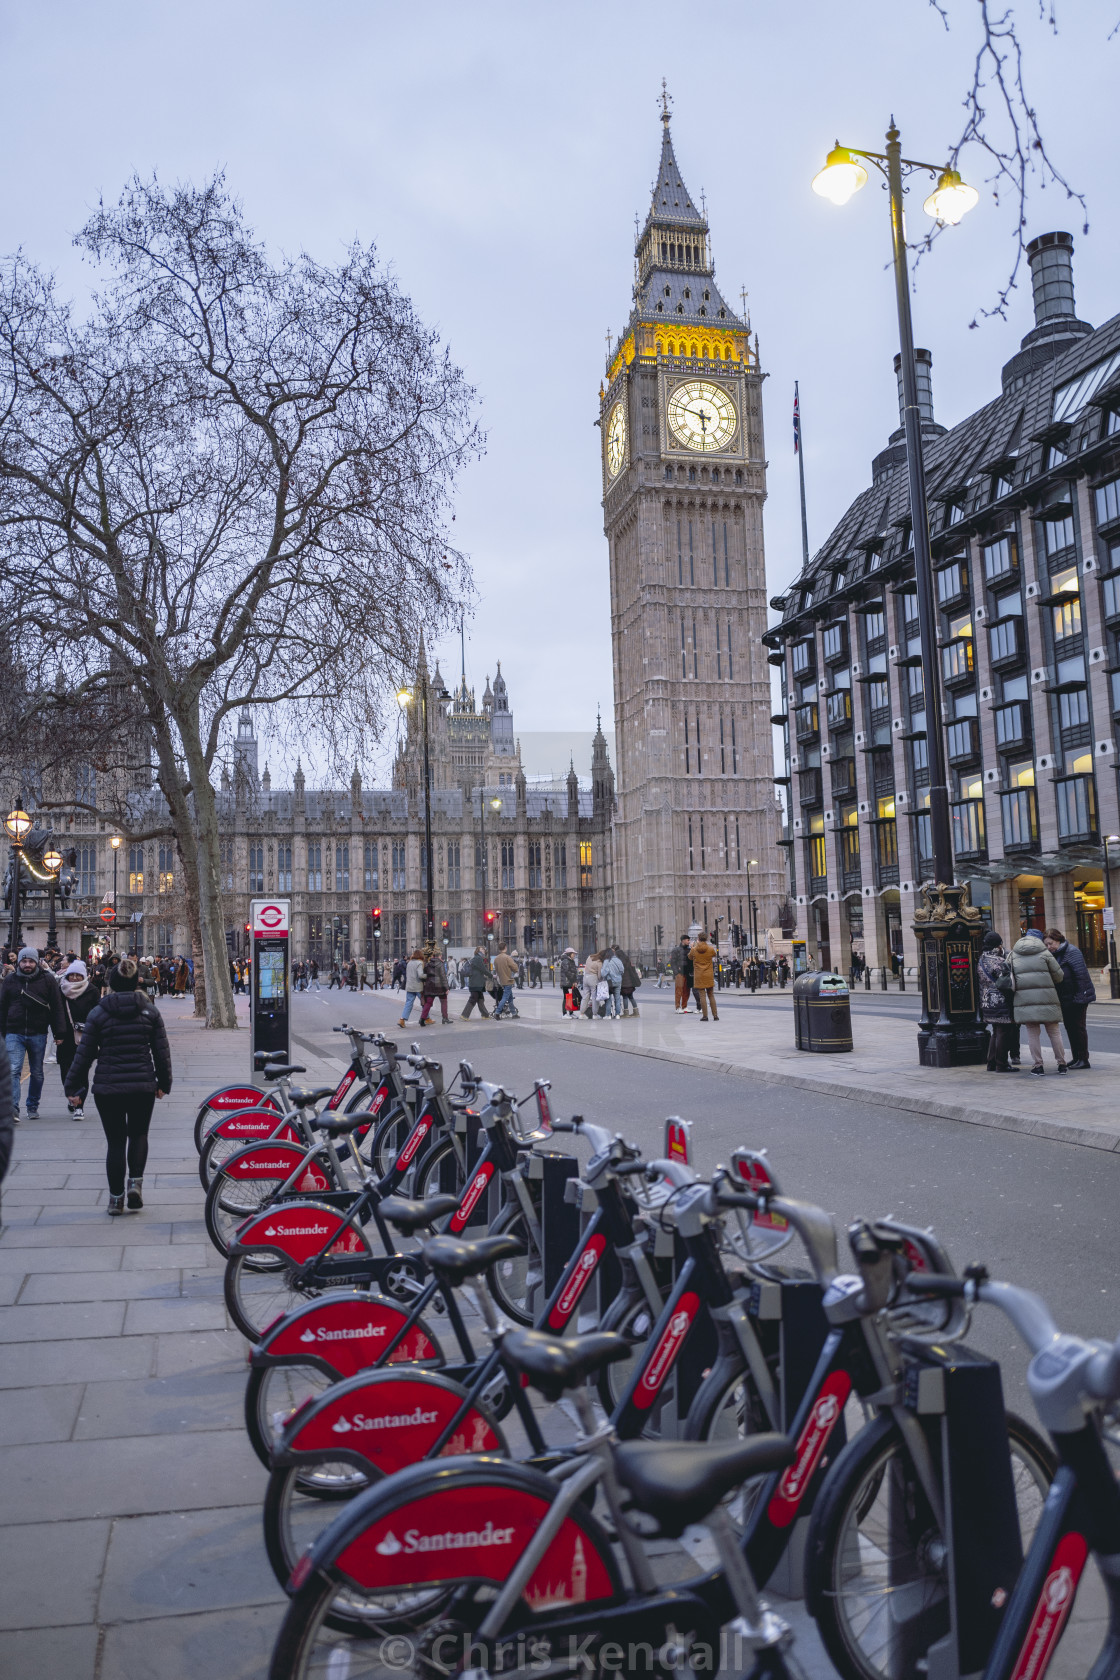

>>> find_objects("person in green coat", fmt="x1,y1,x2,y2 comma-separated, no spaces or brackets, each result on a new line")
1009,930,1069,1075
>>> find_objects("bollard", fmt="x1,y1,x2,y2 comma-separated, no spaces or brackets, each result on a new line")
898,965,906,992
880,966,888,991
864,966,871,991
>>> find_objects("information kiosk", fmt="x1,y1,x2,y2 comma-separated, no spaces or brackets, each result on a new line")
249,897,291,1072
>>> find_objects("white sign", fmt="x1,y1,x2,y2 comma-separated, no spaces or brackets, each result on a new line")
250,898,291,936
1104,906,1116,932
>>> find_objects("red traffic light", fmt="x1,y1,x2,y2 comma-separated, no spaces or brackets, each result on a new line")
371,906,381,920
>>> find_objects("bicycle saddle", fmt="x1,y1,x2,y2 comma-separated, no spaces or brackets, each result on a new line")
254,1051,288,1069
614,1437,796,1537
261,1064,306,1081
312,1110,373,1135
380,1194,461,1233
289,1086,335,1109
420,1233,525,1287
500,1328,631,1402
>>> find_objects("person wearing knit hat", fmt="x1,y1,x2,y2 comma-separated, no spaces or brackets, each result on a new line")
0,946,67,1122
63,957,173,1214
58,961,99,1121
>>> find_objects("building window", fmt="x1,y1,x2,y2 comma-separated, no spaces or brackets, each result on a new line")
580,840,593,889
391,913,408,959
841,809,860,870
1095,477,1120,527
723,814,730,871
1043,515,1075,556
474,841,487,892
983,536,1017,582
723,522,730,586
220,838,234,892
278,843,292,893
308,914,323,957
363,840,378,893
1051,592,1082,642
127,845,144,895
391,841,406,891
501,839,515,890
157,924,174,958
447,840,461,890
443,913,462,945
731,715,738,774
527,840,542,888
720,714,727,774
688,816,695,872
808,821,826,883
677,519,683,585
77,842,98,898
158,842,175,895
248,841,264,894
335,843,349,892
306,842,322,893
680,614,687,678
554,842,567,889
716,619,723,678
699,815,706,870
76,763,96,807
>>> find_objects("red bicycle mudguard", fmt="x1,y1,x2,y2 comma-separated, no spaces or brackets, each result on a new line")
220,1142,332,1195
231,1200,372,1265
253,1291,441,1378
275,1368,504,1471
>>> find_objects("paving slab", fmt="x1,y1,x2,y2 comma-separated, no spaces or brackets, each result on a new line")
73,1369,247,1440
18,1269,182,1304
97,1603,280,1680
98,1505,283,1621
0,1299,127,1342
0,1623,99,1680
0,1332,157,1388
0,1242,126,1272
0,1517,110,1629
122,1296,229,1335
0,1428,266,1523
0,1381,84,1445
154,1328,247,1378
121,1242,214,1272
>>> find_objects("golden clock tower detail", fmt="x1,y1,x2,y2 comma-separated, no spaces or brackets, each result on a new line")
601,95,781,954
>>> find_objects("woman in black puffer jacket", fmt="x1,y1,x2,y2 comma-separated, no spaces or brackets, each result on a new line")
64,957,173,1215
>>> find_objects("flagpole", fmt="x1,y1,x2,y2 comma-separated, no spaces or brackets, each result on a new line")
794,380,810,567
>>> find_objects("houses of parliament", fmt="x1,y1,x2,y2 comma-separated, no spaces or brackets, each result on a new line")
11,104,783,965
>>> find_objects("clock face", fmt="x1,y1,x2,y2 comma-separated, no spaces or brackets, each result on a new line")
606,400,627,478
667,380,738,453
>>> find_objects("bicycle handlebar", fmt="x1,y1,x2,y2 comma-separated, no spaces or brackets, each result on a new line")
645,1157,696,1189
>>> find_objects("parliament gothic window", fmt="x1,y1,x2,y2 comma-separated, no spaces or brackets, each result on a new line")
447,841,461,890
392,842,406,891
307,843,322,893
128,845,144,895
249,842,264,894
501,840,515,890
528,840,542,888
363,841,378,893
278,843,292,893
335,843,349,892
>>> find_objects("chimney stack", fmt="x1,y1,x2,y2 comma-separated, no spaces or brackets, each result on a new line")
894,347,936,428
1026,231,1077,328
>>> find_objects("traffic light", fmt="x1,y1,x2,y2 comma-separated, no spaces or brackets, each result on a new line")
371,906,381,940
441,919,450,943
654,924,663,946
484,911,496,938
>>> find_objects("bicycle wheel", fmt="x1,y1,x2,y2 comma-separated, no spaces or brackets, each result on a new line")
264,1458,374,1594
205,1169,290,1261
806,1409,1055,1680
410,1138,464,1206
484,1199,544,1328
363,1104,410,1180
683,1356,773,1533
226,1252,355,1343
245,1362,337,1469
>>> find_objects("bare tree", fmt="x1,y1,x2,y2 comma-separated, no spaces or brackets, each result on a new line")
0,173,481,1026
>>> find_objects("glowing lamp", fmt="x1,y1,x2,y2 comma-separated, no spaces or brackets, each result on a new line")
811,145,868,206
923,169,978,225
4,806,31,841
43,849,63,873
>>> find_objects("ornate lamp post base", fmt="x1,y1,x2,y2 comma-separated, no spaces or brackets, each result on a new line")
913,881,989,1068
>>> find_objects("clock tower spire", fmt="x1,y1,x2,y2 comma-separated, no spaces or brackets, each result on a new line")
600,99,781,957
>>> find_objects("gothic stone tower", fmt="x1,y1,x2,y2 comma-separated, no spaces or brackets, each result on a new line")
601,100,781,953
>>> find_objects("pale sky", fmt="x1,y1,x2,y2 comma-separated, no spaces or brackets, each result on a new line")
2,0,1116,775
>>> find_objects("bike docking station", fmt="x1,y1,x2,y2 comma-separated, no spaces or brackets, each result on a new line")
249,897,292,1070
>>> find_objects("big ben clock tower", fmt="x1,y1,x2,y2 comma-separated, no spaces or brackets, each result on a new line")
601,94,780,956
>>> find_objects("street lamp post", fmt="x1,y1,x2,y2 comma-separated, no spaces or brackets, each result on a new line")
43,849,63,954
744,859,759,957
812,123,987,1067
5,799,32,952
478,791,502,947
1104,834,1120,1000
110,836,122,954
398,668,451,950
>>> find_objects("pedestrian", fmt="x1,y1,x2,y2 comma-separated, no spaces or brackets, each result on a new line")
0,1034,12,1185
63,956,172,1215
558,948,580,1016
1009,929,1068,1075
777,956,790,988
460,947,493,1019
359,958,370,991
419,947,451,1026
670,936,693,1014
601,947,624,1019
492,944,519,1018
348,959,358,992
57,959,101,1118
615,945,641,1017
1044,927,1096,1070
690,930,720,1022
581,949,603,1019
391,957,405,992
977,932,1016,1073
397,950,425,1027
0,947,68,1123
310,957,320,990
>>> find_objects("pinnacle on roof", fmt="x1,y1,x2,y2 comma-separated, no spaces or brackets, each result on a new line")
646,95,706,232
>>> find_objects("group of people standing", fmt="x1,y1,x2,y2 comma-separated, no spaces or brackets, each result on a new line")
0,944,172,1216
557,945,642,1020
978,926,1097,1073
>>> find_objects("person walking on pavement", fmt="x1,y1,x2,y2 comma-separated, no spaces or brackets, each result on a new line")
1009,929,1068,1074
600,947,624,1019
63,956,172,1215
977,931,1016,1073
690,930,719,1022
670,936,693,1014
460,947,493,1019
1044,927,1096,1069
58,960,101,1118
347,959,358,992
0,947,68,1123
492,945,519,1018
419,947,451,1026
0,1035,12,1184
398,950,425,1027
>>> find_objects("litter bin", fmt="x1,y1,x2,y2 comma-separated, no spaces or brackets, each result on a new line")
792,971,853,1053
